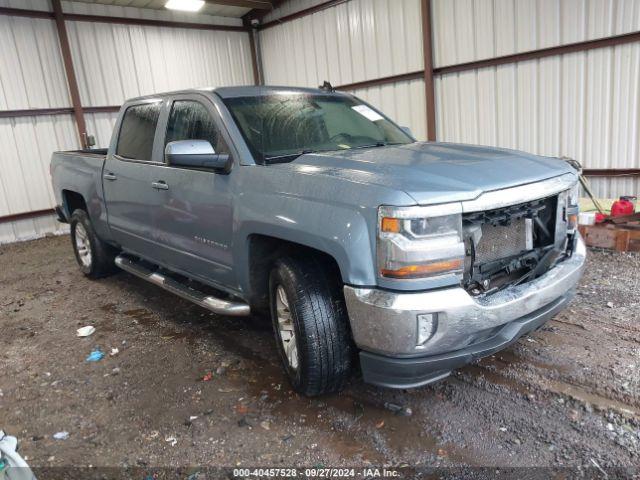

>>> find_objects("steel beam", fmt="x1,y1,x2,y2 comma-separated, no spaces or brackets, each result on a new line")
0,209,55,224
206,0,272,9
433,31,640,76
52,0,87,149
421,0,436,141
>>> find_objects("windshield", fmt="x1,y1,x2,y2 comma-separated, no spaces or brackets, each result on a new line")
222,93,414,163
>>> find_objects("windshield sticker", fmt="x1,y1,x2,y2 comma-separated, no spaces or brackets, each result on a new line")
352,105,384,122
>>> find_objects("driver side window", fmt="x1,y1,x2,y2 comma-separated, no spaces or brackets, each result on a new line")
165,100,228,154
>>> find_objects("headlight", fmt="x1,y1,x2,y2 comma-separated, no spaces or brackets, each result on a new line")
568,181,580,207
566,181,580,231
377,204,465,280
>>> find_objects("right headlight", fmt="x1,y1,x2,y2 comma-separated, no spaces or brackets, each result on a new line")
377,204,465,280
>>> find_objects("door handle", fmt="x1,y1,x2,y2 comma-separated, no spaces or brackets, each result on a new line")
103,172,117,181
152,181,169,190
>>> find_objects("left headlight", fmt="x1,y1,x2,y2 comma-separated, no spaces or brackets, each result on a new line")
377,204,465,280
566,181,580,231
568,181,580,207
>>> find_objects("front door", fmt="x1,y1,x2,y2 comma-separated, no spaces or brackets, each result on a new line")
103,100,163,257
151,96,236,289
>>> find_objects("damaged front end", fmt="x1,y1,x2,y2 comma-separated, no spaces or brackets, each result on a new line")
463,189,579,296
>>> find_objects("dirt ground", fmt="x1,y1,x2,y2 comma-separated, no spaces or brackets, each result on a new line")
1,235,638,475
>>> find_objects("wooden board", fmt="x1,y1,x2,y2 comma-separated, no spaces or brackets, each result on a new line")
579,224,640,252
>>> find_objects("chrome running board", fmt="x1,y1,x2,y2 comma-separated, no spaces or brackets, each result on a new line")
115,255,250,317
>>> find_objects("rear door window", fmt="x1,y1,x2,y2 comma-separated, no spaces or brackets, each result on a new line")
165,100,228,154
116,102,161,161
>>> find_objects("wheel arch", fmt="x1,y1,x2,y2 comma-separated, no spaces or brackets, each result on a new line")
245,234,344,314
61,190,87,219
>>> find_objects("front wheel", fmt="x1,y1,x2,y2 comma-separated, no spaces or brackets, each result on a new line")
70,209,117,279
269,255,354,396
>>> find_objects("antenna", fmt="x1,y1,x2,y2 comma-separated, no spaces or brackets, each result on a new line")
319,81,335,92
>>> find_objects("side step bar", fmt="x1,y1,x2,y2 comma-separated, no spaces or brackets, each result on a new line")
115,255,250,317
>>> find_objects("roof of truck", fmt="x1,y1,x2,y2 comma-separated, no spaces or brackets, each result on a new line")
125,85,351,103
213,85,352,98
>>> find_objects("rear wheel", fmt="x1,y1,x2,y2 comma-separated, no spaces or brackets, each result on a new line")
269,255,353,396
70,209,117,278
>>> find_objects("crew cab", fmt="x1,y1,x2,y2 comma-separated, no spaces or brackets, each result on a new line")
51,86,586,396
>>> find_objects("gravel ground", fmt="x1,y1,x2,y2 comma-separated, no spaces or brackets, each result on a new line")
0,235,638,476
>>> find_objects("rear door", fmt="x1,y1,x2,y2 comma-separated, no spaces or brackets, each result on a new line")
151,94,236,289
103,100,163,256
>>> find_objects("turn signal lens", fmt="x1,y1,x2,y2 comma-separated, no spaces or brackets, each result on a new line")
381,217,401,233
381,258,464,279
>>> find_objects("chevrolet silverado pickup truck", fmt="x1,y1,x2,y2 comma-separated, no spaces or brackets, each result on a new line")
51,86,586,396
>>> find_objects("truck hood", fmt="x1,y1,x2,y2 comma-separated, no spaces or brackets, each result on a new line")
284,142,576,205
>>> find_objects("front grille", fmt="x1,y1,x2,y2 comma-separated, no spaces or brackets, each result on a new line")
475,219,528,264
463,195,559,293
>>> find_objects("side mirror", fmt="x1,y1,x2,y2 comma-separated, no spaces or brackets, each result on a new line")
165,140,232,172
401,126,414,139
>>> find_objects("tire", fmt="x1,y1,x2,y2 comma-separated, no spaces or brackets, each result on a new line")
269,254,353,396
69,209,117,279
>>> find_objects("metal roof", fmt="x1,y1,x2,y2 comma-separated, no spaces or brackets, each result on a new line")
64,0,252,18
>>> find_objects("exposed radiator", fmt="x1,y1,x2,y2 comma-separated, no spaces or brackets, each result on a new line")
475,219,529,264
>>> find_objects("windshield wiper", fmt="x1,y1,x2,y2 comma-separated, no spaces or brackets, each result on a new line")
264,149,315,164
350,142,405,150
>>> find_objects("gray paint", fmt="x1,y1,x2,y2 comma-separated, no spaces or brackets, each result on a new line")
51,86,578,301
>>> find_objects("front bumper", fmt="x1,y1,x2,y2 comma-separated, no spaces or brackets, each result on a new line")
344,235,587,388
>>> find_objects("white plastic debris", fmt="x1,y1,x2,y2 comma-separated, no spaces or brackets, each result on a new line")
76,326,95,337
52,431,69,440
165,436,177,447
0,430,37,480
109,348,119,356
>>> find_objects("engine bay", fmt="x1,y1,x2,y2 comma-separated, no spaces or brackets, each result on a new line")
462,195,569,296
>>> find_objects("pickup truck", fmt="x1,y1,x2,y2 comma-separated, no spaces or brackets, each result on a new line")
51,86,586,396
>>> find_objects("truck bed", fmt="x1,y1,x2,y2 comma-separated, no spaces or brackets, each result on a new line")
50,148,110,239
54,148,108,158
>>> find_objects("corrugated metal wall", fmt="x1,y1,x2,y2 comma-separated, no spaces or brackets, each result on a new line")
3,0,640,244
350,78,427,140
260,0,640,199
0,9,75,243
432,0,640,198
0,2,254,244
261,0,327,23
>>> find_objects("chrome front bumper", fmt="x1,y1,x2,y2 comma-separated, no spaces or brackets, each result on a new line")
344,235,586,358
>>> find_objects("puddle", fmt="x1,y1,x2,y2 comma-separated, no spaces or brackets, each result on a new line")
126,308,196,343
461,364,532,397
100,305,198,343
99,285,478,464
467,353,638,419
544,379,639,418
483,349,570,374
99,303,117,314
209,327,479,465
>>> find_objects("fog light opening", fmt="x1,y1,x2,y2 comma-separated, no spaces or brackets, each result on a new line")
417,313,437,346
